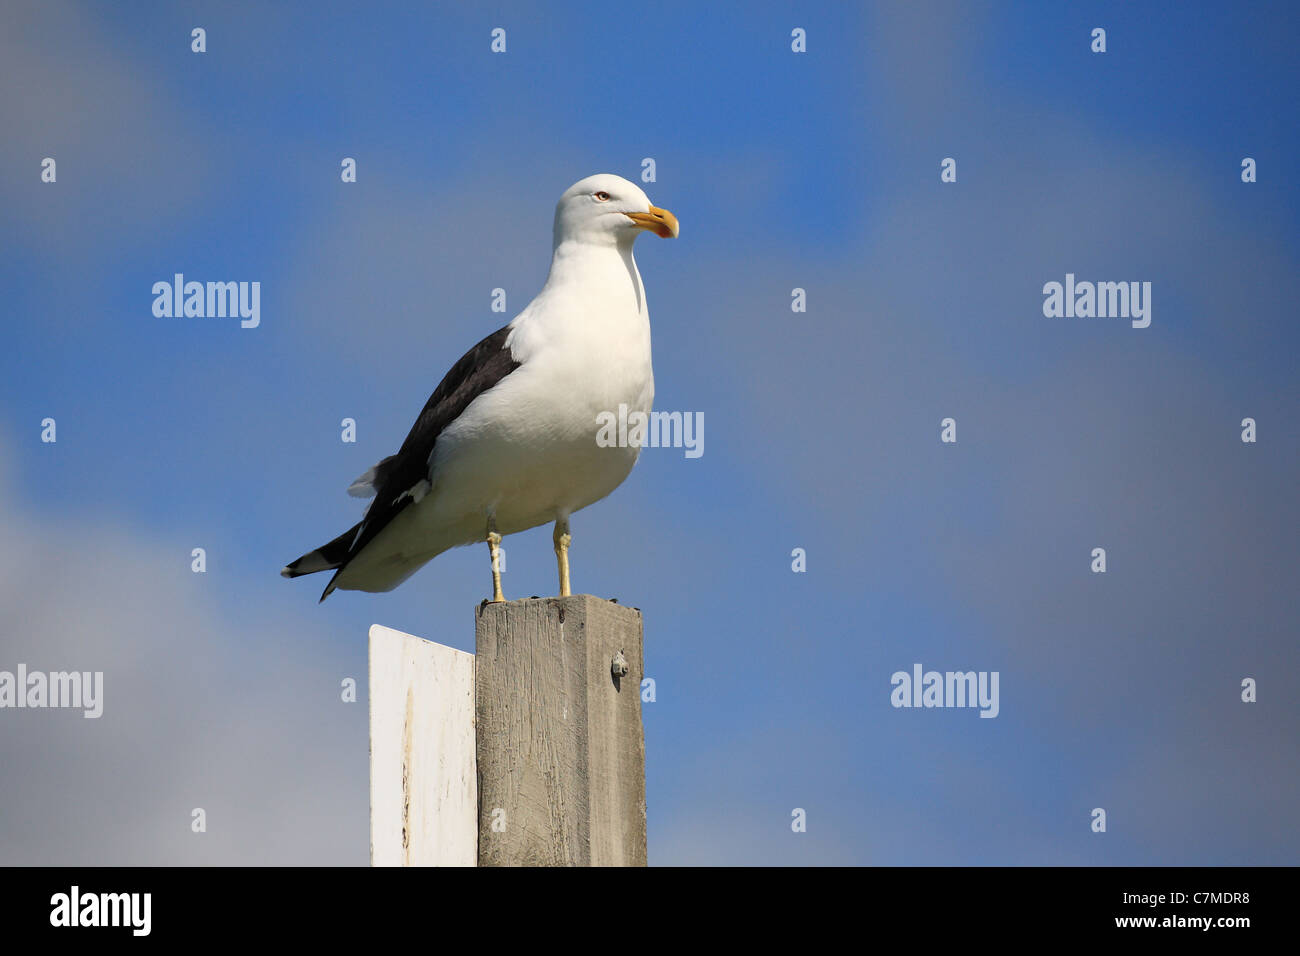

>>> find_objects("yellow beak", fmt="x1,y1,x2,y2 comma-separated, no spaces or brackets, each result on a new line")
625,205,679,238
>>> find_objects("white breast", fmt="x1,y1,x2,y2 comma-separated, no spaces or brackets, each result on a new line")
419,239,654,540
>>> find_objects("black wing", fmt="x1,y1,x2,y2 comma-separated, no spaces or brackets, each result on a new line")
320,323,520,599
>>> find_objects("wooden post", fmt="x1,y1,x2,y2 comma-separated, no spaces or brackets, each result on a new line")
474,595,647,866
368,624,477,866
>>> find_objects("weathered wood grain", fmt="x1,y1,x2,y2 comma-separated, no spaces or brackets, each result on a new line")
474,596,647,866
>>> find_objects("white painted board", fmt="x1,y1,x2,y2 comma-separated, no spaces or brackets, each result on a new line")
369,624,476,866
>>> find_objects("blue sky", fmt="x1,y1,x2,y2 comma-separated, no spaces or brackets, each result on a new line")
1,0,1297,865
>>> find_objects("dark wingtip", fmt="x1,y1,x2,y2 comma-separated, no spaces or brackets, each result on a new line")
319,570,340,603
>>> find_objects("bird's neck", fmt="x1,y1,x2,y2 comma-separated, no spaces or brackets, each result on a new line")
543,238,646,317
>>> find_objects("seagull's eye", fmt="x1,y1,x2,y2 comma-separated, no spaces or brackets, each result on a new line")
593,191,611,202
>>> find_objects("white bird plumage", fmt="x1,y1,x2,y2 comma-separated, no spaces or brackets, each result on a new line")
282,173,679,601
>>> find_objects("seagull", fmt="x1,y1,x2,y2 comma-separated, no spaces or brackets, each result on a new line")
282,173,678,603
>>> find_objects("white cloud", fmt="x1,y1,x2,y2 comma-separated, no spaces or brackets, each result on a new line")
0,452,367,864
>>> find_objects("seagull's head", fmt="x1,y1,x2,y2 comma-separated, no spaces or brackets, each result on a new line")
553,173,679,249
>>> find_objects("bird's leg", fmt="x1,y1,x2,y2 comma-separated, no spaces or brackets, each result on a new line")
553,517,572,598
486,518,505,603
